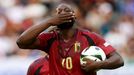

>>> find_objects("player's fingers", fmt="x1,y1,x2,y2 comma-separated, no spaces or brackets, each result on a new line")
59,14,73,18
61,17,74,21
82,58,92,63
61,15,75,21
81,62,87,66
81,65,86,70
62,20,73,23
81,64,88,71
82,58,94,63
82,58,89,61
59,12,75,18
62,14,75,18
60,16,75,21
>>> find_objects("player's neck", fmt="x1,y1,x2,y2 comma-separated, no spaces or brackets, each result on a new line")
60,28,76,40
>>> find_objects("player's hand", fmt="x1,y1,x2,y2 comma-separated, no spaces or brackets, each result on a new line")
47,12,75,26
81,58,99,72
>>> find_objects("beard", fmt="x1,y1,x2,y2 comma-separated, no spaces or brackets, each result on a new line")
57,19,75,30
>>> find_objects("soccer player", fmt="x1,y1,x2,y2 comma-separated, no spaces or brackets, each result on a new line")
27,55,49,75
17,3,124,75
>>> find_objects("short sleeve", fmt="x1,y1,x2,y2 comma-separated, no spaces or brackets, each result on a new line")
37,32,55,51
89,32,115,55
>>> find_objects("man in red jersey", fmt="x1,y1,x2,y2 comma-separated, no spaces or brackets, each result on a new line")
27,55,49,75
17,3,124,75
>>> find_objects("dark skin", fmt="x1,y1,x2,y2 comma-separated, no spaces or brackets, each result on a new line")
81,51,124,72
17,3,124,72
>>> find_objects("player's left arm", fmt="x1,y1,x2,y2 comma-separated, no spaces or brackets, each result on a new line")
81,51,124,71
94,33,124,70
97,50,124,69
81,32,124,71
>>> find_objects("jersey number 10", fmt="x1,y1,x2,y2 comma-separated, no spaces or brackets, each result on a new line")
62,57,73,70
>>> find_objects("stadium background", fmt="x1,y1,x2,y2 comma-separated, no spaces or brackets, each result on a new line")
0,0,134,75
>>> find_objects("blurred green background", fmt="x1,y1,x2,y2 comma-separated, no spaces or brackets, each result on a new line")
0,0,134,75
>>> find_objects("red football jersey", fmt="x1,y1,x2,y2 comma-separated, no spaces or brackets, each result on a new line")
27,56,49,75
37,29,115,75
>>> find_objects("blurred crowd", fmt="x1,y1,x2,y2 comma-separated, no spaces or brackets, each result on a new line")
0,0,134,62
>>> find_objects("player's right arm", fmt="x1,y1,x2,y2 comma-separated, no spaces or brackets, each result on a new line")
16,12,75,49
